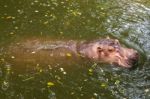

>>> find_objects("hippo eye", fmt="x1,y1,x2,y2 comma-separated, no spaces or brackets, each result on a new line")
97,47,103,52
108,46,115,52
110,42,115,45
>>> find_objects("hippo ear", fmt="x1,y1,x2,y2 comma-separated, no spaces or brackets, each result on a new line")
106,36,110,39
115,39,120,45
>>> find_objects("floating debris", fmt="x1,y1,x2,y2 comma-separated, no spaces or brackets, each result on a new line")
14,26,18,29
60,31,63,34
39,69,43,73
0,58,5,62
34,0,39,3
60,68,64,72
11,56,15,59
6,16,15,19
2,81,9,91
66,53,72,57
35,10,39,13
4,5,8,8
100,83,107,87
88,68,93,75
60,68,67,75
47,82,55,87
43,21,49,25
63,71,67,75
93,93,98,97
6,16,11,19
114,80,120,85
31,51,36,54
70,92,75,95
145,89,149,93
22,77,34,82
10,32,14,35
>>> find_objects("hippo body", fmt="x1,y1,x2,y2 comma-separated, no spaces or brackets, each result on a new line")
7,38,139,68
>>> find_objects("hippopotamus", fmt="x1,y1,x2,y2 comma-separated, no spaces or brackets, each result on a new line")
7,37,139,68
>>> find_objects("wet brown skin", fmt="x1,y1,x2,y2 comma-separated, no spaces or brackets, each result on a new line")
8,38,139,68
78,38,139,68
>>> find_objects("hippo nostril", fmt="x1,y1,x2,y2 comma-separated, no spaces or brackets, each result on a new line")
126,52,139,67
133,52,139,61
131,51,139,59
131,58,137,63
128,55,139,65
135,52,139,58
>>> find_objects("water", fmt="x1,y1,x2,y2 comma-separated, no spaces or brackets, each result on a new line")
0,0,150,99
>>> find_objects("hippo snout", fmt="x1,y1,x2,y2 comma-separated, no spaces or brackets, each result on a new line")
127,51,139,67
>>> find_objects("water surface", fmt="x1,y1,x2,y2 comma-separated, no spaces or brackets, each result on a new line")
0,0,150,99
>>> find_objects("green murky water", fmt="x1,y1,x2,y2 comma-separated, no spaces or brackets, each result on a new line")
0,0,150,99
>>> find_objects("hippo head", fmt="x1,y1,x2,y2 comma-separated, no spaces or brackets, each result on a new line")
79,38,139,68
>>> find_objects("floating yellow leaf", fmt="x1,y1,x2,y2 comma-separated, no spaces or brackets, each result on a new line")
39,69,42,72
6,16,12,19
60,32,63,34
1,58,5,61
88,69,93,75
11,56,15,59
115,80,120,85
47,82,55,87
10,32,14,35
101,83,106,87
66,53,72,57
88,69,93,73
43,21,48,25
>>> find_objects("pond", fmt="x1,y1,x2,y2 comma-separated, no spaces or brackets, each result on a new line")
0,0,150,99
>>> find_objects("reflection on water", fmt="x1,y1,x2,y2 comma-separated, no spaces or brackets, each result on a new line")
0,0,150,99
